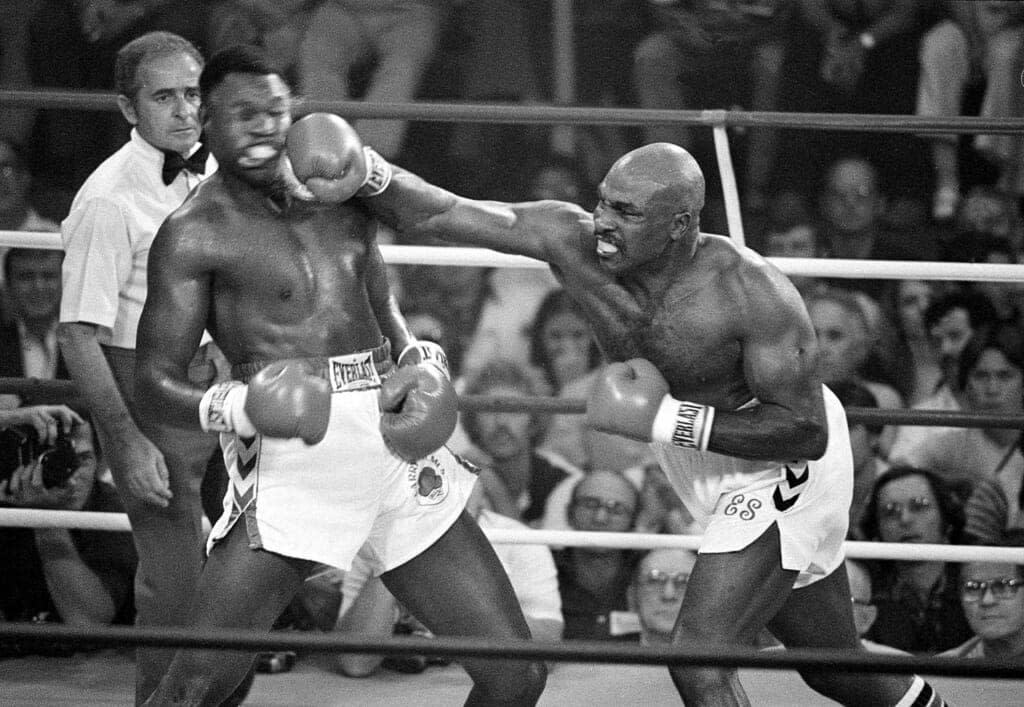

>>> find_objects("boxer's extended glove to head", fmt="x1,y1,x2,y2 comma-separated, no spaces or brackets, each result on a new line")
379,365,458,461
586,359,715,451
286,113,392,202
199,362,332,445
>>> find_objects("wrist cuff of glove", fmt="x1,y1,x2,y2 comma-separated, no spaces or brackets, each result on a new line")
199,382,257,437
398,341,450,380
651,395,715,451
357,147,392,197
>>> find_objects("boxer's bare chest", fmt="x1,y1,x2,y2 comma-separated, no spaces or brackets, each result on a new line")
581,270,748,403
209,200,380,348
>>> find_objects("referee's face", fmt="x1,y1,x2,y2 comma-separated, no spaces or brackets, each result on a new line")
119,51,202,157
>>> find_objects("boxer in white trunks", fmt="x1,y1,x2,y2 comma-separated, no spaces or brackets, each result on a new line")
292,119,948,706
133,47,545,706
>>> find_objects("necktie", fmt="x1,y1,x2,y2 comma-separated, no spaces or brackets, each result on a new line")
161,143,208,185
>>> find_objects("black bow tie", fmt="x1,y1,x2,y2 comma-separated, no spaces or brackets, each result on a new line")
161,143,208,185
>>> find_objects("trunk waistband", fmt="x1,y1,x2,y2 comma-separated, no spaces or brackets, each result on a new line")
230,339,393,392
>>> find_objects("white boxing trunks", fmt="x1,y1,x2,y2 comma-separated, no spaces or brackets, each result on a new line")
206,340,478,574
652,385,853,589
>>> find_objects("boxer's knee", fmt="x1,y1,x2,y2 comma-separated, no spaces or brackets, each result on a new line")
468,659,547,707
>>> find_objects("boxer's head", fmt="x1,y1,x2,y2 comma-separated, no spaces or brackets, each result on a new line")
200,45,293,187
115,32,203,157
593,143,705,275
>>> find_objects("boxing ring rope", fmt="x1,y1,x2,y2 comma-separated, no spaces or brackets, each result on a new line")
1,622,1022,678
8,231,1024,283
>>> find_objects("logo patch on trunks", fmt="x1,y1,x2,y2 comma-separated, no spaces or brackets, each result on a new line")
723,493,762,521
407,453,449,505
329,352,380,392
772,462,809,511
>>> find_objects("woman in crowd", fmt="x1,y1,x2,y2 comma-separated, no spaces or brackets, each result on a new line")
858,466,973,653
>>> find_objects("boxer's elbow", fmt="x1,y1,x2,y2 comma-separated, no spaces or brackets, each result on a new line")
796,417,829,460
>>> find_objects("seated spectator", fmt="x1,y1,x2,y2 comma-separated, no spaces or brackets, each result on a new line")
890,325,1024,491
632,0,793,210
1,248,68,394
460,359,581,525
633,462,697,536
759,219,824,297
965,235,1024,330
0,138,61,322
627,547,698,645
830,381,887,538
331,481,563,677
962,431,1024,546
845,559,908,654
858,466,973,653
883,279,943,407
917,2,1024,220
0,138,59,238
554,471,642,640
816,156,933,301
296,0,450,159
942,529,1024,659
776,1,932,200
888,289,998,462
806,288,903,455
0,409,137,642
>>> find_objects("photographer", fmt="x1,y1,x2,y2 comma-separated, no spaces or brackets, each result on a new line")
0,405,137,638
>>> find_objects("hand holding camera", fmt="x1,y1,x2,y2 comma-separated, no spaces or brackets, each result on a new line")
0,405,86,504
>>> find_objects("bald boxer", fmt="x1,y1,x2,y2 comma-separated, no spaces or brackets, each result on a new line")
134,47,544,706
297,120,948,706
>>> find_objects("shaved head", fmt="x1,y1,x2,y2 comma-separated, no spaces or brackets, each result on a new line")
608,143,706,214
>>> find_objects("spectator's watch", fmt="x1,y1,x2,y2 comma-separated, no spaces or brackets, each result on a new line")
858,32,876,50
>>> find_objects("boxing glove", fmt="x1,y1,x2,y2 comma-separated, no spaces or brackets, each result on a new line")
199,362,332,445
586,359,716,451
286,113,392,202
379,365,458,461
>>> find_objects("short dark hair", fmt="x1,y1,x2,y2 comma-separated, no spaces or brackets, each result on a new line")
528,289,602,391
200,44,288,100
829,380,883,435
461,359,548,448
859,465,966,543
3,248,62,283
957,324,1024,392
115,31,203,99
923,290,997,333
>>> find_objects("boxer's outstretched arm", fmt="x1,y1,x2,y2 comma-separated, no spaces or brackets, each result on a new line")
709,264,828,461
364,167,592,266
135,215,213,429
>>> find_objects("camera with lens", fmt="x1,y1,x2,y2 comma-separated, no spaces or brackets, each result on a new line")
0,424,79,489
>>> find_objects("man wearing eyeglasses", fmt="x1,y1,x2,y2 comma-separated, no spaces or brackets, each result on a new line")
555,471,641,640
628,548,697,645
943,529,1024,659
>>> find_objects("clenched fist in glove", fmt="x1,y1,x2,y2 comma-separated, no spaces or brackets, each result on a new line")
379,365,458,461
199,362,332,445
286,113,392,202
586,359,716,451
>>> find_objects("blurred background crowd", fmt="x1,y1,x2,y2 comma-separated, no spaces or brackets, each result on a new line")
1,0,1024,679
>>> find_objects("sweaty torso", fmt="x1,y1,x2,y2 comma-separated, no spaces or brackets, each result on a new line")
186,182,385,365
552,234,754,410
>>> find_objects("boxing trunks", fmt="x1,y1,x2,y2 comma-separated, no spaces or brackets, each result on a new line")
206,340,478,573
652,385,852,588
